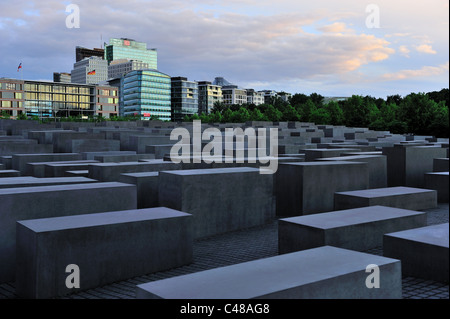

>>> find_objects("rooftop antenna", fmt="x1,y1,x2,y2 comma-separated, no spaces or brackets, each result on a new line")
101,34,103,49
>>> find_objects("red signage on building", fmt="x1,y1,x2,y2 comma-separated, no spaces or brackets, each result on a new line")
124,40,130,46
143,113,151,117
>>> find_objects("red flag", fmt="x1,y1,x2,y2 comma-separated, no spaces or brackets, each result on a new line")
17,63,22,72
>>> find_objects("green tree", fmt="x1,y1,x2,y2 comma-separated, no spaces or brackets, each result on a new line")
281,105,301,121
324,101,344,125
300,100,317,122
263,105,283,122
250,108,268,121
398,93,438,135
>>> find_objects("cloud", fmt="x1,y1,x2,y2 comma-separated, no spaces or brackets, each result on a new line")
415,44,437,54
0,0,447,98
398,45,410,57
380,61,449,81
318,22,353,33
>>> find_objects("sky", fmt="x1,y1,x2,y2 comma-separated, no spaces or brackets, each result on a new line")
0,0,448,98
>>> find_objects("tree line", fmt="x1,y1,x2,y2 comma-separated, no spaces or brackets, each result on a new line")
184,89,449,138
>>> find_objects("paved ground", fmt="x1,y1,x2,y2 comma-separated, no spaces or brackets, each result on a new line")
1,204,448,300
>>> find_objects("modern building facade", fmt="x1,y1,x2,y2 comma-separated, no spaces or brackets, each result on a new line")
108,59,149,79
0,78,118,118
246,89,265,105
53,72,72,83
171,77,199,121
197,81,222,114
222,86,247,105
105,38,157,70
0,78,24,117
76,46,105,62
71,57,108,85
120,69,171,121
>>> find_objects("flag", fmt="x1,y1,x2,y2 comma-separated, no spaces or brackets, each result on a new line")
17,63,22,72
88,70,96,75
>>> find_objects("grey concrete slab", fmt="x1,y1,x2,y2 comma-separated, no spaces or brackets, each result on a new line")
159,167,275,238
64,170,89,177
433,158,449,172
136,246,402,299
0,176,96,189
275,161,369,216
16,207,193,299
425,172,449,203
383,145,447,187
304,148,361,161
0,182,136,283
26,160,98,177
81,151,137,160
12,153,82,175
119,172,159,208
89,160,182,182
44,162,99,177
317,155,387,188
0,170,20,177
0,156,12,169
64,139,120,153
279,206,426,253
334,186,437,211
384,223,449,283
128,135,173,154
52,132,105,153
0,141,53,156
27,130,71,144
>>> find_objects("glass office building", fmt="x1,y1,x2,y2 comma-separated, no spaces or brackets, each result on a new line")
171,77,199,122
0,78,118,118
120,70,171,121
105,38,157,70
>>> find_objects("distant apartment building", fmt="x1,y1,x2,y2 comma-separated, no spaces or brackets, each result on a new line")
221,86,247,105
120,69,171,121
277,92,292,103
171,77,199,121
71,56,108,85
108,59,149,79
197,81,222,114
0,78,118,118
76,46,105,62
53,72,72,83
105,38,157,70
212,76,247,106
246,89,265,105
259,90,278,104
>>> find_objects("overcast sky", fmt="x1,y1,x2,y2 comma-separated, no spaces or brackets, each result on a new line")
0,0,448,98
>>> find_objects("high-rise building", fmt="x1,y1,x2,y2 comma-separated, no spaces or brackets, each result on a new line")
76,46,105,62
197,81,222,114
120,69,171,121
105,38,157,70
53,72,72,84
108,59,149,79
171,77,198,121
71,56,108,85
246,89,265,105
0,78,118,118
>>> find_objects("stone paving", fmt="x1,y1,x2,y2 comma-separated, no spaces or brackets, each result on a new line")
1,204,447,300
